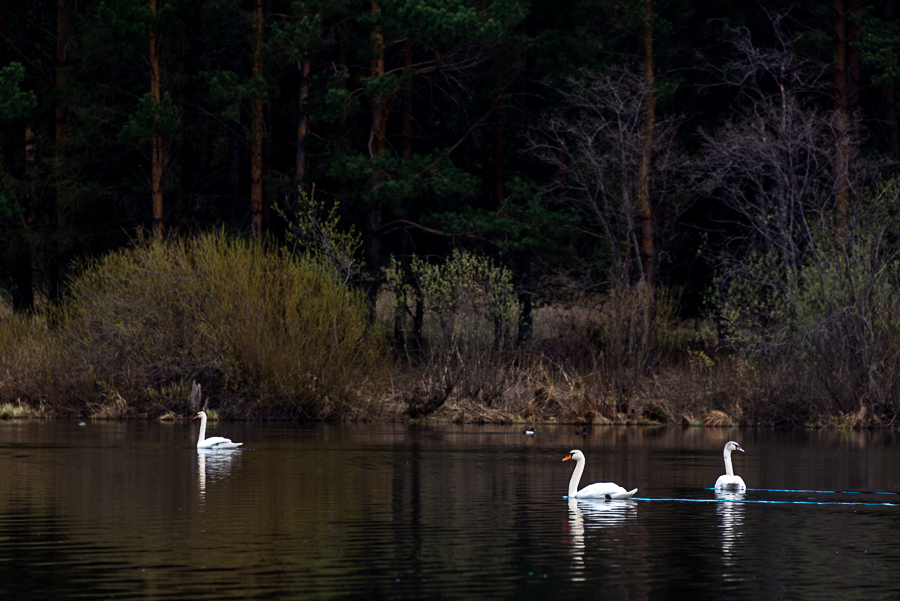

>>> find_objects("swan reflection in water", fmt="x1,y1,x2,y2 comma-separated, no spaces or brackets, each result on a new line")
566,496,638,582
197,448,239,499
715,489,745,570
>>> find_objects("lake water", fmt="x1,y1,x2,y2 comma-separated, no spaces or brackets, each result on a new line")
2,421,900,600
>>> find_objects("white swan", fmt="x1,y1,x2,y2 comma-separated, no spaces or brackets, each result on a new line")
563,449,637,499
714,441,746,491
193,411,243,449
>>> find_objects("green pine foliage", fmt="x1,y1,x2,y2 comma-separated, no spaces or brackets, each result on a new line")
0,63,38,126
119,92,181,142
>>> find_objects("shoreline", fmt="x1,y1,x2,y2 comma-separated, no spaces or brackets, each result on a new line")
0,402,891,430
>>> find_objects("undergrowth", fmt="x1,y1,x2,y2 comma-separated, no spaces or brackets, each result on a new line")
3,228,900,428
0,231,389,419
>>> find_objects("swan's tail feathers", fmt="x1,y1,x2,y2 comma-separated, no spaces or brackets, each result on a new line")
612,488,638,499
199,438,243,450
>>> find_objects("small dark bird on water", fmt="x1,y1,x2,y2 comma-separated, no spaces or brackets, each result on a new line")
523,427,536,436
575,427,589,437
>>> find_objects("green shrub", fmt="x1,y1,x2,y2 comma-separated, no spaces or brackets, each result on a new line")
36,231,389,418
788,233,900,416
711,183,900,422
386,250,521,414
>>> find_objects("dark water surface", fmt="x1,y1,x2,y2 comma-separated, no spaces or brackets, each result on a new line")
2,421,900,600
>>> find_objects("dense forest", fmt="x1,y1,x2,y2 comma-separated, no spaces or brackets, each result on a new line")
3,0,900,427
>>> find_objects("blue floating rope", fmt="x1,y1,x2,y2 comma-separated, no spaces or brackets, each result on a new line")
631,497,899,507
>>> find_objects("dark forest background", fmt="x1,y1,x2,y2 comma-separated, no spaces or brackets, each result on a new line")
3,0,900,425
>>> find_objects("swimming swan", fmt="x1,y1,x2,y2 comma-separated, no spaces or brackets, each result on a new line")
563,449,637,499
714,441,746,491
193,411,243,450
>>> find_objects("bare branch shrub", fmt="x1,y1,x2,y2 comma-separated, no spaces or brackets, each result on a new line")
0,312,77,408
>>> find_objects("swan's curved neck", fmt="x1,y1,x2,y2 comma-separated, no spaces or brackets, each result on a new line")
723,447,734,477
568,456,585,497
197,414,207,445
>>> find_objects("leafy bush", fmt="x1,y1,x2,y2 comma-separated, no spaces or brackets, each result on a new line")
386,250,520,415
711,183,900,422
787,233,900,417
8,231,389,418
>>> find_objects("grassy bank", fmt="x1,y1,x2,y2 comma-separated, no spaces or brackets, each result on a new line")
1,231,898,428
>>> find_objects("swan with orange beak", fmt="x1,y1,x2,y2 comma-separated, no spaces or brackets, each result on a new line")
563,450,637,500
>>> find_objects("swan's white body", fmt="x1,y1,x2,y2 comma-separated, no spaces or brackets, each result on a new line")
193,411,243,449
563,450,637,499
714,441,746,491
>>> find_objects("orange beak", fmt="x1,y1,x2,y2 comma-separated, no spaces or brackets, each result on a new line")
562,454,572,461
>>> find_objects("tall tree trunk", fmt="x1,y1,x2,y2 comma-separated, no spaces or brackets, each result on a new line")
831,0,861,225
54,0,71,300
172,3,197,231
11,243,34,313
364,0,391,306
883,0,899,164
150,0,165,238
395,39,424,348
885,85,899,166
368,2,390,160
294,0,312,200
296,49,310,196
250,0,264,237
491,67,504,210
636,0,656,285
402,40,415,163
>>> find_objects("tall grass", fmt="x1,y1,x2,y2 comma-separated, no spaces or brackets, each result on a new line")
1,231,389,418
502,281,681,422
593,278,679,400
0,312,69,409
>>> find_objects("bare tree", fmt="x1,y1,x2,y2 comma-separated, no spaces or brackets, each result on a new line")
700,101,836,276
698,18,840,280
528,68,680,288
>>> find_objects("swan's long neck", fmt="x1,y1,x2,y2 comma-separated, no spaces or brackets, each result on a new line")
568,456,585,497
197,414,207,445
723,447,734,477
